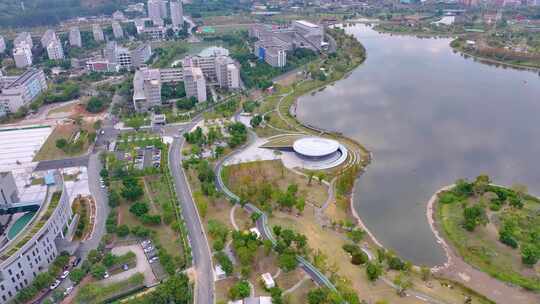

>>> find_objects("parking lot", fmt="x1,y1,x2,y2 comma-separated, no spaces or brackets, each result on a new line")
102,244,157,287
115,145,161,170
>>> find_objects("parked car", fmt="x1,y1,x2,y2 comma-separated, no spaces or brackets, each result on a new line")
149,256,159,264
72,257,82,267
144,246,154,253
122,264,129,271
103,271,110,279
50,280,61,290
60,270,69,279
64,286,74,296
141,240,151,246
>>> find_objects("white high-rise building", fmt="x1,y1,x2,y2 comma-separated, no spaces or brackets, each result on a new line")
13,46,33,68
69,27,82,47
41,29,57,49
184,66,207,102
0,69,47,114
215,56,240,89
14,32,33,49
112,21,124,39
46,39,65,60
148,0,164,25
93,24,105,42
0,36,5,53
170,0,183,29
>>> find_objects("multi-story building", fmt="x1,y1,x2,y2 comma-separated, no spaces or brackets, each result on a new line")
112,21,124,39
159,68,183,83
249,20,324,67
215,56,240,89
133,68,162,111
93,24,105,42
14,32,33,49
46,39,64,61
104,42,152,70
40,30,57,49
140,26,166,40
184,66,207,102
0,175,74,303
113,10,126,21
148,0,164,26
0,69,47,115
0,36,5,53
160,0,168,18
170,0,184,29
69,27,82,48
13,46,33,69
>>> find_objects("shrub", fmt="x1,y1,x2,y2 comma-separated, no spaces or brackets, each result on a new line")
342,243,361,255
351,251,368,265
229,280,250,300
215,251,233,276
129,201,149,217
116,224,130,237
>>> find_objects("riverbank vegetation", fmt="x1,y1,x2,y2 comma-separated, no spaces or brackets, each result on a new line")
436,175,540,291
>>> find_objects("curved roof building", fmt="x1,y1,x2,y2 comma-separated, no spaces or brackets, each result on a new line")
293,137,340,159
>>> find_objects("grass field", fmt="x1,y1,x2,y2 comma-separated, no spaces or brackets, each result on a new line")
223,160,329,208
33,121,93,161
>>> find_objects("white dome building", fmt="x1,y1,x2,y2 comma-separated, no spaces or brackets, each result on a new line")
290,137,347,169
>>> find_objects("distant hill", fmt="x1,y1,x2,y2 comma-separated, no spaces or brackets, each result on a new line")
0,0,127,28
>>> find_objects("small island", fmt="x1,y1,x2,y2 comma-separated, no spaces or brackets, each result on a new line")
434,175,540,291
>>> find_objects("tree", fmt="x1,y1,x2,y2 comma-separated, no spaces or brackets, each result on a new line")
216,251,233,276
87,249,102,264
116,224,130,237
108,190,120,208
69,268,86,284
86,97,106,113
521,244,539,266
250,115,262,128
33,272,54,290
130,201,149,217
250,212,262,224
90,263,107,278
278,251,298,271
351,251,368,265
121,176,144,201
296,197,305,213
393,272,412,296
316,172,326,185
366,262,383,281
56,138,68,149
307,288,329,304
229,280,251,300
307,171,315,185
420,266,431,281
463,204,487,231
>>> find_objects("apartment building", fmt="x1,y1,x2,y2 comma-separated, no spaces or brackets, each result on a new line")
215,56,240,89
112,21,124,39
13,46,32,69
0,69,47,116
0,172,19,227
93,24,105,42
184,66,207,102
69,27,82,48
170,0,184,29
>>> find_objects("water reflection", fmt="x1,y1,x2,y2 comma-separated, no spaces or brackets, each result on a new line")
296,24,540,266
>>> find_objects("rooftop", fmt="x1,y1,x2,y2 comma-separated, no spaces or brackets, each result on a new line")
294,20,319,28
293,137,340,158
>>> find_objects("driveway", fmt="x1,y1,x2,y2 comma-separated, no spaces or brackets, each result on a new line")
103,245,157,287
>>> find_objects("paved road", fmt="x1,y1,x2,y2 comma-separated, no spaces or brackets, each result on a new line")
35,155,90,171
169,136,214,304
74,152,109,261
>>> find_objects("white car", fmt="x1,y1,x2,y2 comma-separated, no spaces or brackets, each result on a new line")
49,279,61,290
149,256,159,264
103,271,110,279
63,286,74,296
141,240,151,246
144,246,154,253
60,270,69,279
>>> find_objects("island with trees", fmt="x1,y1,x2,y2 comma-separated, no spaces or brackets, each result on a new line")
434,175,540,291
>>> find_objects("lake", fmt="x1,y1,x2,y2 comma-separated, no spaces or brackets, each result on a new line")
296,24,540,266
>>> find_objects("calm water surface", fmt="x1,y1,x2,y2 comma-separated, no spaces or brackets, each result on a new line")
296,24,540,266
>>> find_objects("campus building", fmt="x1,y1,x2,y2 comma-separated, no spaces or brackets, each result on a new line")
133,68,162,111
104,42,152,70
46,39,65,61
148,0,164,26
14,32,33,49
93,24,105,42
184,66,207,102
0,69,47,116
0,36,5,54
249,20,324,67
170,0,184,29
13,46,33,69
69,27,82,48
112,21,124,39
40,30,57,49
0,174,74,303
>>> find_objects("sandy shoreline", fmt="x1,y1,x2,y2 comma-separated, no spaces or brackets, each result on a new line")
425,184,455,271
